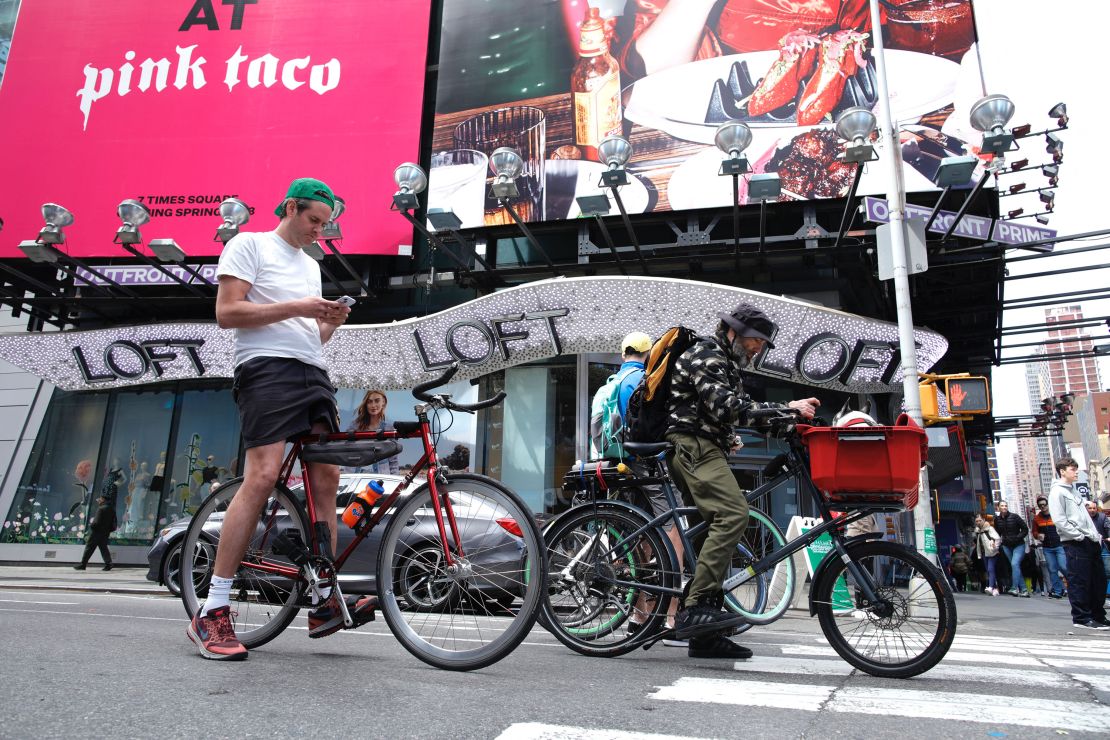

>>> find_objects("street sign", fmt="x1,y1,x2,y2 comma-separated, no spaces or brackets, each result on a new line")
863,197,1057,249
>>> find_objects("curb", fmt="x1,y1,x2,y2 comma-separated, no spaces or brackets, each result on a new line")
0,582,170,597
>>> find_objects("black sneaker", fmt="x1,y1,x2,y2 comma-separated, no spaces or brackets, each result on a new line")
73,564,86,570
102,564,113,571
688,633,753,659
673,598,735,639
1072,620,1109,631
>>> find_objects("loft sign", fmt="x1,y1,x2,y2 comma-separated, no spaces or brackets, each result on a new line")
412,309,570,370
73,339,206,382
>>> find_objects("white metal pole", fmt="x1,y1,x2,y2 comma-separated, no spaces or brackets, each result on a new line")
867,0,935,562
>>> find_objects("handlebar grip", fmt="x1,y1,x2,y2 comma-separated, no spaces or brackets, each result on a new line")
747,407,798,420
449,390,507,412
412,363,460,402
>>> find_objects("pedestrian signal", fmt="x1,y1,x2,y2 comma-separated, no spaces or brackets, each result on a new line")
944,376,990,414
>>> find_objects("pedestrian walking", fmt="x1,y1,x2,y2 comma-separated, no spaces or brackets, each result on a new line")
949,546,970,592
73,494,117,571
994,501,1031,597
975,515,1002,595
1032,496,1068,598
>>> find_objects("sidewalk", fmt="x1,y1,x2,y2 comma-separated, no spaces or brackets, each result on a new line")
0,563,166,596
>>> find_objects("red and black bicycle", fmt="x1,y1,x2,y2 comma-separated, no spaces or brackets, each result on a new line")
178,363,545,671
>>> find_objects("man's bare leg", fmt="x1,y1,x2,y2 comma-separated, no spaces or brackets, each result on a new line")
212,440,286,580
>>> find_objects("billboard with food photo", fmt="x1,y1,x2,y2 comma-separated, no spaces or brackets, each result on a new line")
430,0,984,225
0,0,431,258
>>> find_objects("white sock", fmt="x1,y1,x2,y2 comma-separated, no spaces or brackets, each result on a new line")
202,576,235,615
311,585,332,606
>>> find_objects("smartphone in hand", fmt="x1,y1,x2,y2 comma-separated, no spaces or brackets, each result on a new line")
336,296,356,308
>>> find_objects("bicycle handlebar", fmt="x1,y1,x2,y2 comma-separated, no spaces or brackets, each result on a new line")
411,362,507,413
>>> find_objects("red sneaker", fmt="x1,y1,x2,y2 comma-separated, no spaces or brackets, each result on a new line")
187,605,248,661
308,595,377,638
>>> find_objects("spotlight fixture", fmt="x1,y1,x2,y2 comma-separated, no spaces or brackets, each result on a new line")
1035,214,1050,225
1048,102,1068,127
1010,123,1032,138
1008,183,1026,195
1045,132,1064,163
1042,163,1059,178
216,197,251,244
1007,208,1024,219
148,238,187,263
392,162,428,210
575,194,611,217
933,155,978,187
302,242,326,261
38,203,74,245
426,209,464,231
1010,158,1029,172
1039,189,1055,210
969,94,1015,155
715,121,752,175
18,239,61,263
597,136,633,187
489,147,524,199
835,106,878,163
747,173,782,200
321,195,346,239
114,199,151,245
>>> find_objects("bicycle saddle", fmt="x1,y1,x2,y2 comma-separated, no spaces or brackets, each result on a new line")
623,441,673,457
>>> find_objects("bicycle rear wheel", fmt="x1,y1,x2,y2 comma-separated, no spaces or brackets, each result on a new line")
542,504,675,657
722,508,794,625
813,540,956,678
376,473,544,671
179,478,308,649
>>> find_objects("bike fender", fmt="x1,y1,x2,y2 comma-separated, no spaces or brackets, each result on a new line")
542,499,679,572
807,534,907,617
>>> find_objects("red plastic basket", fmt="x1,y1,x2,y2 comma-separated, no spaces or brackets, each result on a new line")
800,415,928,510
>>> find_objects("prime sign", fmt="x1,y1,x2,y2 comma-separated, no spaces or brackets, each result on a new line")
0,276,948,393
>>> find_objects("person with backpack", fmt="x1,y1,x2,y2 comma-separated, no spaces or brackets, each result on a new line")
994,501,1031,597
589,332,686,643
663,302,818,659
974,514,1001,595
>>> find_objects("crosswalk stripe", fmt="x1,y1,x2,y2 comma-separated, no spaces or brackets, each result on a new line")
1069,673,1110,688
777,643,1108,668
650,678,1110,732
729,657,1073,687
495,723,708,740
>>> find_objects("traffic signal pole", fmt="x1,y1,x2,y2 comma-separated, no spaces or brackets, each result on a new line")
868,0,936,564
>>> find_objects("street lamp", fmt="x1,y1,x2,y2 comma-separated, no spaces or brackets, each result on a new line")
216,197,251,244
1045,132,1064,163
969,94,1015,155
1048,102,1068,127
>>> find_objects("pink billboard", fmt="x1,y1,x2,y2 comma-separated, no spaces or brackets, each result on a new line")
0,0,431,258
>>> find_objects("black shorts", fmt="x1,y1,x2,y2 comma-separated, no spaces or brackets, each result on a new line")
233,357,340,449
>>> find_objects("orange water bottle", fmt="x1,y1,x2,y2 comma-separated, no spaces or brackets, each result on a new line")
342,479,385,528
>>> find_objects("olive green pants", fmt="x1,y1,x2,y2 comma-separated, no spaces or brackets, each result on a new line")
665,431,749,607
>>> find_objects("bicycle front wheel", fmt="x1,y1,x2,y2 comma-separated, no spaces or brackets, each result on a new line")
723,508,794,625
376,473,544,671
813,540,956,678
541,504,675,657
180,478,308,649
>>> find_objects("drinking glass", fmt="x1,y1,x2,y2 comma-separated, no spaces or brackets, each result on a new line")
427,149,489,230
454,106,546,226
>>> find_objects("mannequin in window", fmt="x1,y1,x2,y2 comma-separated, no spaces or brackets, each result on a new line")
124,461,152,535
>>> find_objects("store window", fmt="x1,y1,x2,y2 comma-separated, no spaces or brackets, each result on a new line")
162,388,240,526
102,390,175,544
2,391,108,545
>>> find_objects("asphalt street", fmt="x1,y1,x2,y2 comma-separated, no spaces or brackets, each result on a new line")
0,566,1108,739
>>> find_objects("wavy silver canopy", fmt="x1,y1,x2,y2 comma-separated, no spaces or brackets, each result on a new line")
0,276,946,392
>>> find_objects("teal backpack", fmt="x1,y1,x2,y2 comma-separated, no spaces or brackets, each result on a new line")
589,366,639,459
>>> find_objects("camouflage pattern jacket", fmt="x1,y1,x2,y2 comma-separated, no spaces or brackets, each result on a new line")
664,326,775,451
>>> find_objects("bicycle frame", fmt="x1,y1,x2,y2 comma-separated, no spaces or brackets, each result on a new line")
567,432,895,610
238,402,465,584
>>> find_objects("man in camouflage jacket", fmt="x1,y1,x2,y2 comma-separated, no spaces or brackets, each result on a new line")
667,302,818,659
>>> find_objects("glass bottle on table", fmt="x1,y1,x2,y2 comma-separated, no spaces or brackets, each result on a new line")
571,7,622,162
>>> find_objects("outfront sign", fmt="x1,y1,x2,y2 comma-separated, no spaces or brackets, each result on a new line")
0,276,947,392
863,197,1057,247
0,0,431,258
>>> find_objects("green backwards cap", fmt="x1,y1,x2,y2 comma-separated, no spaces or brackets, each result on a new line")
274,177,336,217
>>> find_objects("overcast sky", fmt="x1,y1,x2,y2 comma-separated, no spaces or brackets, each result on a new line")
946,1,1110,474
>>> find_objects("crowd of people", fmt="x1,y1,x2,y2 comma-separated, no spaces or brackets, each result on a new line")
943,461,1110,631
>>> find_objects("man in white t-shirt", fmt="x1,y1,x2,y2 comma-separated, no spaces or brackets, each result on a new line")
187,178,376,661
